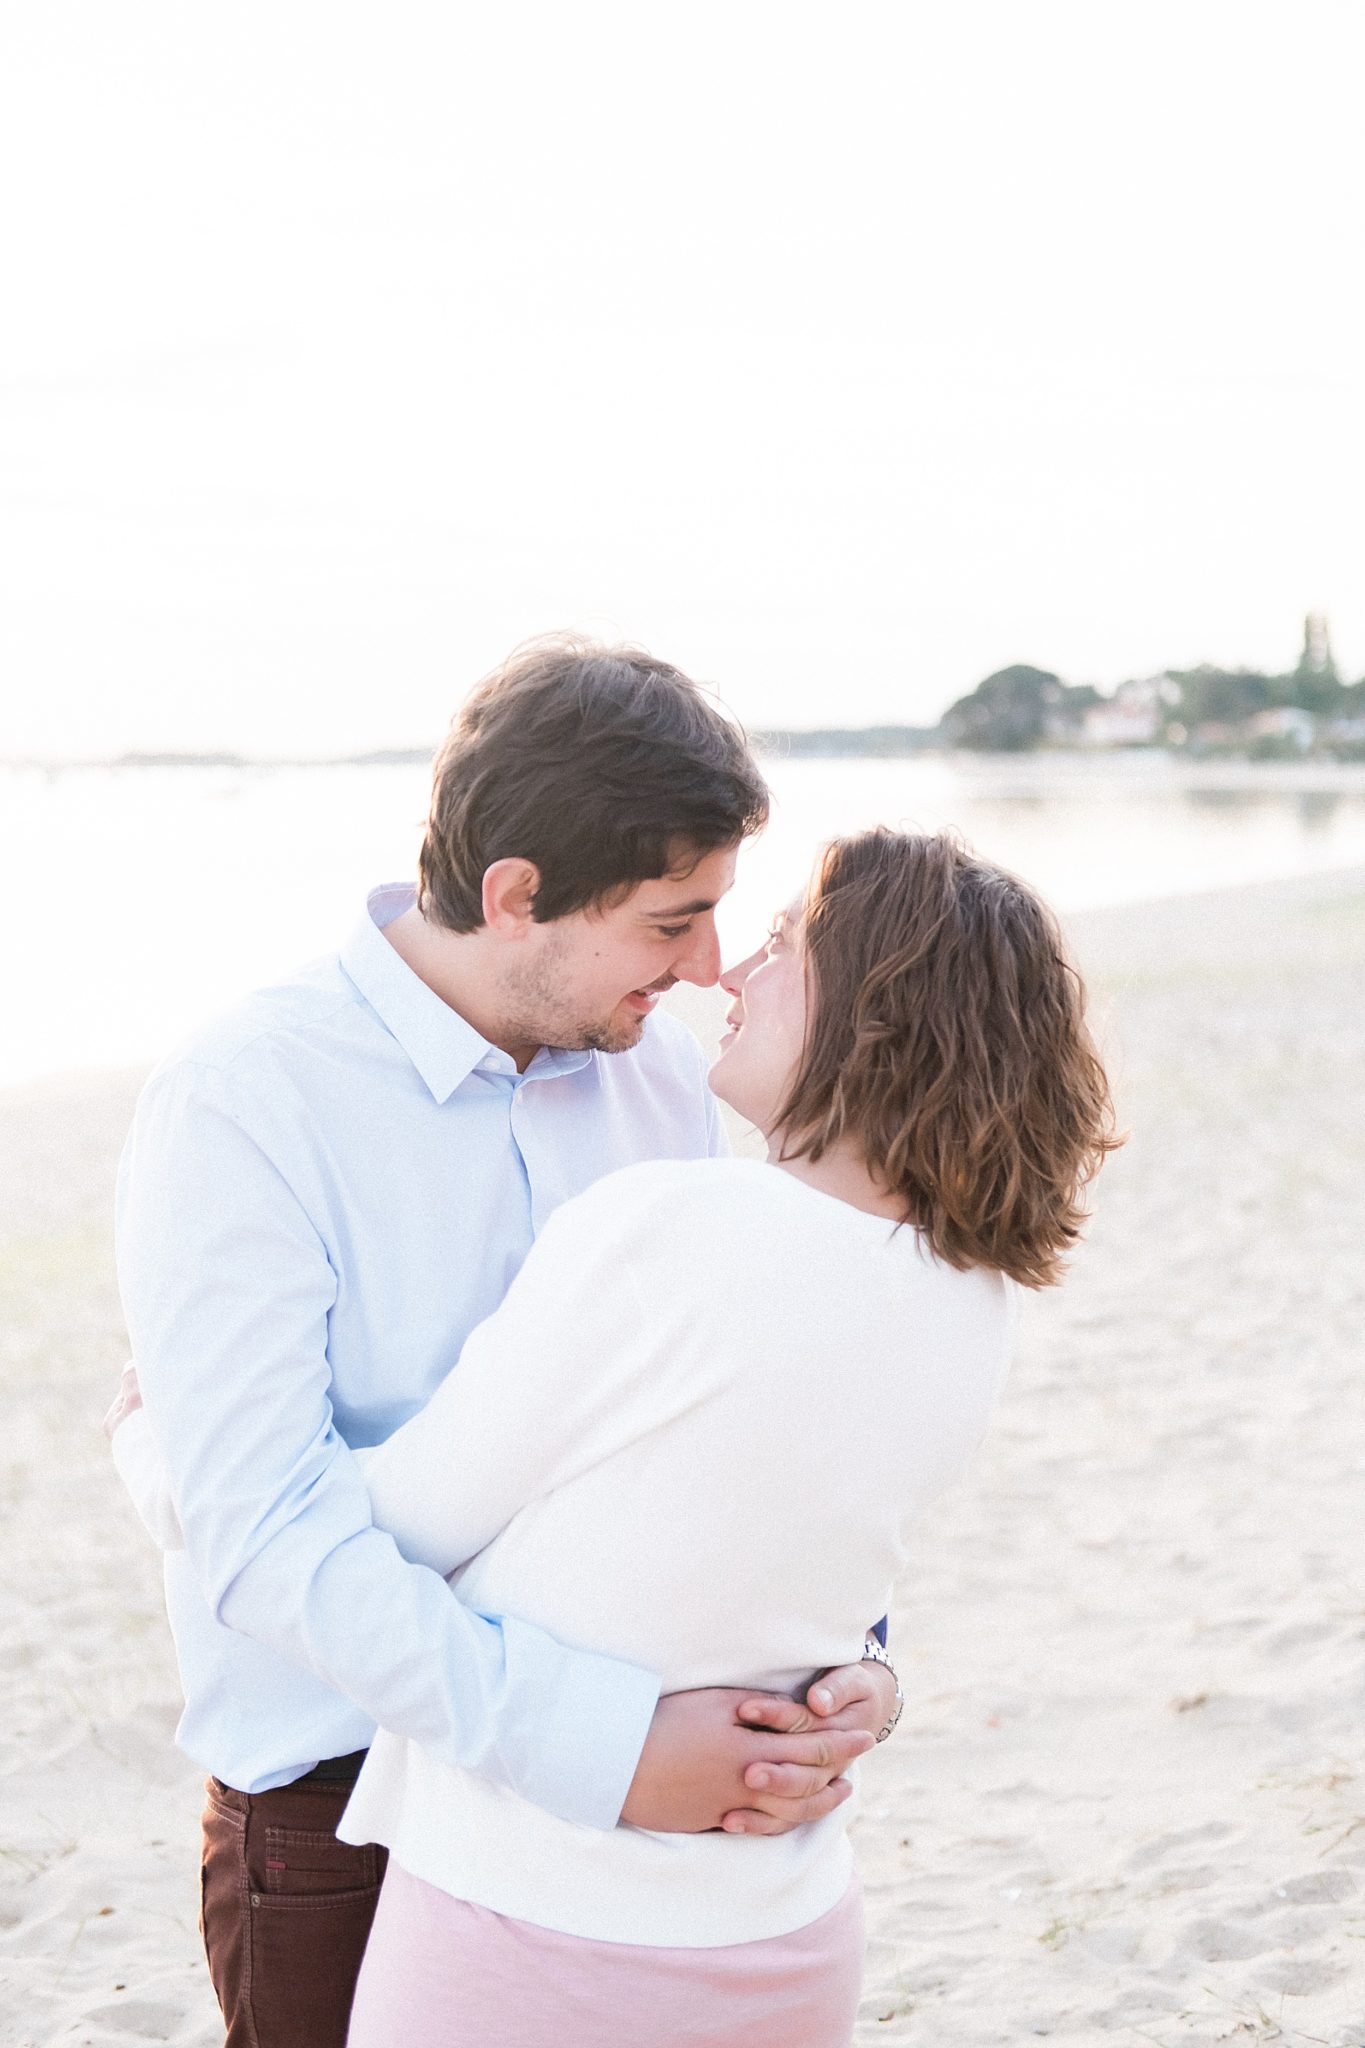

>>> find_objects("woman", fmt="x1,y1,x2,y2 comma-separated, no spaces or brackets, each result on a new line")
337,827,1118,2048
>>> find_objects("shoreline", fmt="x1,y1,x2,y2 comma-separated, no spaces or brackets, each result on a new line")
6,752,1365,787
5,861,1365,1106
2,866,1363,2045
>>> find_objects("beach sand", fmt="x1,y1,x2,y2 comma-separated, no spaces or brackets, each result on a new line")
2,869,1362,2047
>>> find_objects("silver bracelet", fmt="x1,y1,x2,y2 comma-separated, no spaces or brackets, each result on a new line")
861,1635,904,1742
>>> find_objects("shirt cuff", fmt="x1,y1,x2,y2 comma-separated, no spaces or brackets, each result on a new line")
499,1615,661,1832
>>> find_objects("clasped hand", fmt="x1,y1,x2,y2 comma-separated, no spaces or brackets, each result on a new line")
621,1661,897,1837
102,1361,895,1836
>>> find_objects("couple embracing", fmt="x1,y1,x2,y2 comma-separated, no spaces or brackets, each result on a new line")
108,637,1115,2047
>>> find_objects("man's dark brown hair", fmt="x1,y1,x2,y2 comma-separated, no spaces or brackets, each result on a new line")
419,637,770,930
779,828,1121,1288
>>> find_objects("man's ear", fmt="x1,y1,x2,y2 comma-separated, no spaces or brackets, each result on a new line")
481,859,542,935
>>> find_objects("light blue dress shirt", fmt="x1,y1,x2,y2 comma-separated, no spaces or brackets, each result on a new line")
115,884,727,1826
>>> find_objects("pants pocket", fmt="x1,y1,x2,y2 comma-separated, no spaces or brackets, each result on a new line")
201,1775,386,2048
258,1825,380,1899
247,1859,385,2048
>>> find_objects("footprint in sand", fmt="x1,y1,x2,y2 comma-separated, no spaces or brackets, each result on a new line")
1169,1914,1272,1963
1126,1821,1239,1871
1150,1861,1225,1896
1263,1618,1347,1654
78,1998,187,2040
1267,1868,1358,1907
1253,1954,1351,1997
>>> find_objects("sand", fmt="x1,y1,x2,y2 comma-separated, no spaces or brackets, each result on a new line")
1,868,1362,2047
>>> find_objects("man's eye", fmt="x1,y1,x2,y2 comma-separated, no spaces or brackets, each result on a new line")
656,923,693,940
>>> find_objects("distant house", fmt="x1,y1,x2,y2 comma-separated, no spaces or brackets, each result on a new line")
1079,674,1179,748
1247,707,1315,751
1188,722,1242,749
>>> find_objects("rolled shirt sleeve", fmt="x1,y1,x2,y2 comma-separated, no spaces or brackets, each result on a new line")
115,1058,660,1830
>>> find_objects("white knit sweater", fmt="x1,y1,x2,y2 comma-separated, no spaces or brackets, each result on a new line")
338,1157,1013,1947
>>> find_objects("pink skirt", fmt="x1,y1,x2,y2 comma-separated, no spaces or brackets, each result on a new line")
346,1858,865,2048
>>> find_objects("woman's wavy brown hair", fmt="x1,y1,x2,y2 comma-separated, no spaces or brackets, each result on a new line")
777,829,1120,1288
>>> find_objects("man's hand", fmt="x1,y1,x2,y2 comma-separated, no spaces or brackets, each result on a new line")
102,1361,143,1442
620,1686,874,1838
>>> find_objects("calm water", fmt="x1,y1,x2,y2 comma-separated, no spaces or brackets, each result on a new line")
6,751,1365,1088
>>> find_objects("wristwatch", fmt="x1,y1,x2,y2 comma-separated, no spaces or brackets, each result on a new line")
862,1635,904,1743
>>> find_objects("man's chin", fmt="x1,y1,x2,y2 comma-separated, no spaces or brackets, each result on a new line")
578,1006,651,1056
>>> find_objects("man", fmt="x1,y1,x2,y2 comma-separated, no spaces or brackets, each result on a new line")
111,639,900,2047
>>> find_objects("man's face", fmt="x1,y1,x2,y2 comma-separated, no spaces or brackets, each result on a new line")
502,842,739,1055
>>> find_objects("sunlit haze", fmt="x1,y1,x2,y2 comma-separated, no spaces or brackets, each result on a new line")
3,3,1363,759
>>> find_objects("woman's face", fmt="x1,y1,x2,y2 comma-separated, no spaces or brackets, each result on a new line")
709,896,809,1133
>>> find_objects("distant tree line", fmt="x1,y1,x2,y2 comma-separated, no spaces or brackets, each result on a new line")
939,666,1090,752
1162,663,1363,727
759,634,1365,761
937,660,1365,755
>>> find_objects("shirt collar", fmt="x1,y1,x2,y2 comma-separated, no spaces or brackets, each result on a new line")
340,884,594,1103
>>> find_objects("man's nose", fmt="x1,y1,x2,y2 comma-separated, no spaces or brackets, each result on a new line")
676,921,723,988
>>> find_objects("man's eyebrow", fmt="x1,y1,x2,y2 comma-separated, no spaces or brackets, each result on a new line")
638,898,718,919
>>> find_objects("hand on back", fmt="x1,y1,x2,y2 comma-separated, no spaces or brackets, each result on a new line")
621,1659,889,1838
102,1361,142,1441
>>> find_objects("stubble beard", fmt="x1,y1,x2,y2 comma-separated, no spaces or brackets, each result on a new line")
576,1014,647,1055
500,936,649,1058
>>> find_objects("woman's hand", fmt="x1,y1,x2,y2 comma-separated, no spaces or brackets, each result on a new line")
722,1657,900,1827
102,1361,143,1440
621,1686,874,1837
802,1655,900,1734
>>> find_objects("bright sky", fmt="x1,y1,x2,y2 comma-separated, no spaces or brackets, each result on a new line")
3,2,1362,758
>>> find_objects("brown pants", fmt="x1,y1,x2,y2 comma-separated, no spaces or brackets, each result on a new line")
200,1773,388,2048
